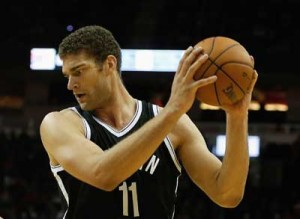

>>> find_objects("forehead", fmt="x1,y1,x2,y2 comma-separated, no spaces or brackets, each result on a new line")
61,52,94,74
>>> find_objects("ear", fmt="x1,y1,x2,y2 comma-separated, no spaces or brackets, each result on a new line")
105,55,117,72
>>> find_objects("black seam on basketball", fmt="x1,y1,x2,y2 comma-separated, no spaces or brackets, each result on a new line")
198,37,216,80
214,81,221,106
200,43,240,79
210,37,216,55
219,61,253,68
213,43,240,61
217,67,247,95
198,57,215,80
219,62,254,94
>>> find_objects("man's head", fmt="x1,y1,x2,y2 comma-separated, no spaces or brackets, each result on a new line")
59,25,123,111
58,25,122,74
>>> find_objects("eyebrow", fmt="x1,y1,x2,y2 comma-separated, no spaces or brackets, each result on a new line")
62,64,86,76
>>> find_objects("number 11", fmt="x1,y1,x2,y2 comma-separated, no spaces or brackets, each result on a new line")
119,182,140,217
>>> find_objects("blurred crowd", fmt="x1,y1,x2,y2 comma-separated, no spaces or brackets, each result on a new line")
0,130,299,219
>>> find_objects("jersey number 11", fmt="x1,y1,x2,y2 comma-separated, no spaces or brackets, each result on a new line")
119,182,140,217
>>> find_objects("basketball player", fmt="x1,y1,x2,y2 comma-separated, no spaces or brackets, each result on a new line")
40,25,258,218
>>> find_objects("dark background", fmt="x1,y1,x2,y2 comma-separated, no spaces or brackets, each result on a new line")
0,0,300,218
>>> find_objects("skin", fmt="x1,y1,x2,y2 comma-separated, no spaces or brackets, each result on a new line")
40,46,258,208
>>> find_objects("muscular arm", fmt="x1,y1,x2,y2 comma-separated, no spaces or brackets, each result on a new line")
177,71,258,208
217,112,249,205
40,106,182,191
175,113,249,208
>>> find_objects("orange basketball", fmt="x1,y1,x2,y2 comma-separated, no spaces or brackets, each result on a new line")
194,36,255,106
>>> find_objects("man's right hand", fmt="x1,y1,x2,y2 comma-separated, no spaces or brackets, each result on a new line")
166,46,217,117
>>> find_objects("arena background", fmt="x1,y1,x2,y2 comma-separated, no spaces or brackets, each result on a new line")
0,0,299,218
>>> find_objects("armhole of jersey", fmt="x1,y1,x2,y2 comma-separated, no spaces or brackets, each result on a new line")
152,105,181,173
48,107,92,211
70,107,91,140
49,107,92,204
50,164,69,206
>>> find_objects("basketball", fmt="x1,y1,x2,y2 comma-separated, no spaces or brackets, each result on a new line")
194,36,255,106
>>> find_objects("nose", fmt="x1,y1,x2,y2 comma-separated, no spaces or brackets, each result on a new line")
67,76,79,90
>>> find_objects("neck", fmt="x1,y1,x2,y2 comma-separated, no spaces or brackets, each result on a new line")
93,79,137,131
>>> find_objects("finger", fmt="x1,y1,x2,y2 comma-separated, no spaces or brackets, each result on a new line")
180,47,204,77
177,46,193,74
193,75,217,90
247,70,258,93
186,53,208,80
250,55,255,65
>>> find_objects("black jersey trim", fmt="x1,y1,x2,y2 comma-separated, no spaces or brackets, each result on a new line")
92,100,142,137
152,105,182,173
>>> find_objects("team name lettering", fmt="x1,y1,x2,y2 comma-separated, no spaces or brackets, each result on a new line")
139,155,160,175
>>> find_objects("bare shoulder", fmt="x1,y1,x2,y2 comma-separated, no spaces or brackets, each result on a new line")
40,108,86,164
42,108,79,120
40,108,85,144
41,108,82,128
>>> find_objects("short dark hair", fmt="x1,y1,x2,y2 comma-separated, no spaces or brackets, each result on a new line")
58,25,122,74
